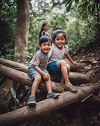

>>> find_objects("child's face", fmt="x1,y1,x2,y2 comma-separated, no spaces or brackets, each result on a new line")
43,24,49,31
39,40,52,54
54,33,66,50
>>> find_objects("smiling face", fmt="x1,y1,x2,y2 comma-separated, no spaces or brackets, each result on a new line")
39,40,52,54
54,33,66,50
43,24,49,31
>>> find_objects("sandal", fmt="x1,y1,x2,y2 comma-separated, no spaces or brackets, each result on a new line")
47,92,60,98
27,96,37,106
64,84,77,92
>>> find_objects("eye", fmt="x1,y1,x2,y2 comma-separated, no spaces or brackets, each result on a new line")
56,38,59,41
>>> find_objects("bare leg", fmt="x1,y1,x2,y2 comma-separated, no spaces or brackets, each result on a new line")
46,75,60,98
57,60,77,91
60,76,64,84
45,75,52,93
57,60,70,84
30,75,41,97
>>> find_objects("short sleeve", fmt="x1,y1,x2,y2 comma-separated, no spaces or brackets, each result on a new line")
31,54,40,66
64,45,69,54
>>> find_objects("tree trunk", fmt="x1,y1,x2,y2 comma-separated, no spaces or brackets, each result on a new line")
0,64,91,94
0,82,100,126
14,0,30,62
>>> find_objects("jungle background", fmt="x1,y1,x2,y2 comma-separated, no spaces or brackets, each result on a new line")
0,0,100,126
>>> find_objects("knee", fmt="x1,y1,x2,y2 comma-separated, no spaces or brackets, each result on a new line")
61,61,70,70
66,64,70,71
34,75,41,83
61,60,67,66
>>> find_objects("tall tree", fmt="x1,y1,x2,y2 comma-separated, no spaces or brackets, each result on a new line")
14,0,30,62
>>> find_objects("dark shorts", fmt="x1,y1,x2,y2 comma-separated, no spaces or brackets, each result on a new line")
47,61,62,74
28,67,49,82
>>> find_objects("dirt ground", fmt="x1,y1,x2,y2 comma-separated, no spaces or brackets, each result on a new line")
20,40,100,126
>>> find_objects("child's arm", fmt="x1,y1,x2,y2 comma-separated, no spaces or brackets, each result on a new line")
64,53,78,67
34,65,49,81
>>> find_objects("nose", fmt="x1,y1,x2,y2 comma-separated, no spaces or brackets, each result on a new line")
45,45,49,48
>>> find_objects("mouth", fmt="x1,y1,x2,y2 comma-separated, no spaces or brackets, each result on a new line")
58,44,63,46
44,49,50,51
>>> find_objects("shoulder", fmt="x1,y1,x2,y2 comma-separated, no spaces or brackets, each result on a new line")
51,43,56,50
35,49,41,56
63,45,69,54
64,44,68,48
63,45,68,49
41,30,46,35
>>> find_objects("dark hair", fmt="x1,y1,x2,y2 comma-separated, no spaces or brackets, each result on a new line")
39,23,48,38
39,36,52,45
52,29,67,42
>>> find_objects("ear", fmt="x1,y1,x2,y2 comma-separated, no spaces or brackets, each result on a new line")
39,45,41,49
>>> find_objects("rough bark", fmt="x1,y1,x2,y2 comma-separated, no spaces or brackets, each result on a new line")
0,64,90,92
0,58,88,73
0,58,28,73
0,82,100,126
14,0,30,62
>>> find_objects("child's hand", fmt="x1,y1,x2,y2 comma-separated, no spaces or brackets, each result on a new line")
42,73,50,81
73,61,78,67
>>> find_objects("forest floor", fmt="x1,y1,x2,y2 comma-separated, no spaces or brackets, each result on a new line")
20,40,100,126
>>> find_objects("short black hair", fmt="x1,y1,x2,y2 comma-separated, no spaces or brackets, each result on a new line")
39,36,52,45
52,29,67,42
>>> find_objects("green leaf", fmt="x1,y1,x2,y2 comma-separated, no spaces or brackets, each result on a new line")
75,0,79,3
11,86,16,99
66,1,72,12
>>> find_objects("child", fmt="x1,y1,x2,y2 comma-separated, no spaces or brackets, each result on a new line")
27,36,59,106
47,29,78,92
39,23,50,38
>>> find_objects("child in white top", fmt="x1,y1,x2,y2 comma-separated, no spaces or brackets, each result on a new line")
48,29,78,92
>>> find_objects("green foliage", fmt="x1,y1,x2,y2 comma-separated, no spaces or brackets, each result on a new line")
11,86,19,105
0,0,16,60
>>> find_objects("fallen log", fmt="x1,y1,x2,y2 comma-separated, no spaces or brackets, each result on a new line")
0,64,64,93
0,82,100,126
50,72,90,84
0,58,28,73
0,64,90,91
0,58,88,72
